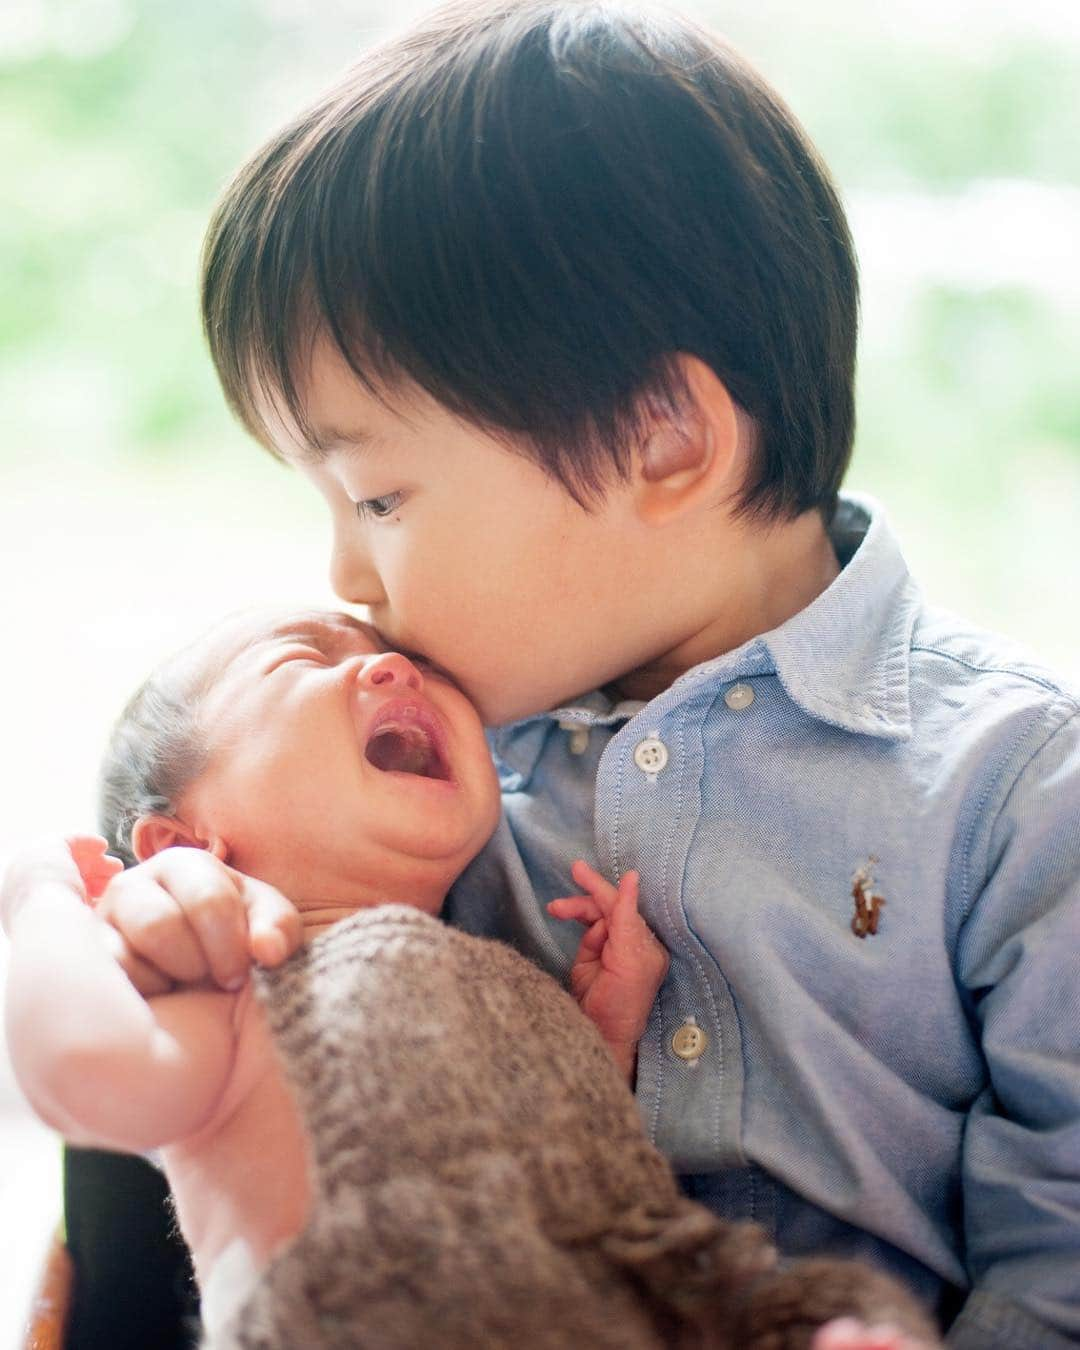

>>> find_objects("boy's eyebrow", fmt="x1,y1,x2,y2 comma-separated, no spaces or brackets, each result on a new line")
304,424,380,461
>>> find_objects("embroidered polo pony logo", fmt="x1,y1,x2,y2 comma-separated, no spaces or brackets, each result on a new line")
851,859,885,938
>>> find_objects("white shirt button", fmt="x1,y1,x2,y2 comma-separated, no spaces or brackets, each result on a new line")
671,1019,708,1062
724,682,755,711
557,719,591,755
633,736,668,774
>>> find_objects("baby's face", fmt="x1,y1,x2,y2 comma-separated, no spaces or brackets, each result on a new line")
179,610,501,914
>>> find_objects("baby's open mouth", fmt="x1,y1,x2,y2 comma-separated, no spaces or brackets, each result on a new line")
364,709,452,781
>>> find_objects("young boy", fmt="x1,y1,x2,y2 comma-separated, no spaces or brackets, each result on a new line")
3,608,937,1350
63,0,1080,1344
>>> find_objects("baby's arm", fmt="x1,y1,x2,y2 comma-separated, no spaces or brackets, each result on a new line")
3,837,240,1152
548,861,669,1081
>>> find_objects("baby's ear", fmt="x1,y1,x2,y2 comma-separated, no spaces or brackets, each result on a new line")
131,814,224,862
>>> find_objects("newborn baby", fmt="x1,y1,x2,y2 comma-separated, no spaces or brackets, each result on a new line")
3,608,940,1349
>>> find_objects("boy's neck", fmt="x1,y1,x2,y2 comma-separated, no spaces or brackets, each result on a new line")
610,506,841,703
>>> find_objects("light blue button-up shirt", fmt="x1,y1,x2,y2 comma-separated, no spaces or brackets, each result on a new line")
447,494,1080,1348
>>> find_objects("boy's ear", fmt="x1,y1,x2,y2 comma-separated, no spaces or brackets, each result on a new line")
131,814,228,863
633,355,752,526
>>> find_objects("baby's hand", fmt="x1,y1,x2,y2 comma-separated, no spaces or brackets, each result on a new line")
812,1318,940,1350
67,835,125,899
1,835,115,931
91,846,303,996
548,860,669,1080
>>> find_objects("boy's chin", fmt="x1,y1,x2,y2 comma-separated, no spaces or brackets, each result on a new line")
477,686,580,728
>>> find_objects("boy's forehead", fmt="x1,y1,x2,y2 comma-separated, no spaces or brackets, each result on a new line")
255,333,430,466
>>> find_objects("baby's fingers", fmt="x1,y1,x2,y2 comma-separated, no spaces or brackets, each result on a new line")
237,873,303,967
578,916,609,956
98,850,251,990
547,896,603,925
609,871,642,926
166,872,252,990
96,872,215,985
608,872,658,945
569,859,620,914
97,923,176,997
67,836,124,900
608,873,670,979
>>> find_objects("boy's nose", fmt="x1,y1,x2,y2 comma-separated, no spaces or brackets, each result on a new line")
357,652,424,692
329,520,384,608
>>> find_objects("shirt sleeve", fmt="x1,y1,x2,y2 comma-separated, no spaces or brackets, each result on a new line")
949,705,1080,1348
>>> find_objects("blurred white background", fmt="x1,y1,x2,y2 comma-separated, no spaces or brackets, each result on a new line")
2,0,1078,1343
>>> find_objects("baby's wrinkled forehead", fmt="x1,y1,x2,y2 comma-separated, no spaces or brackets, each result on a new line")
191,607,384,686
258,609,384,657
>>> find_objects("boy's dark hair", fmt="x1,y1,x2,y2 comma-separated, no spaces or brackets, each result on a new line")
201,0,858,520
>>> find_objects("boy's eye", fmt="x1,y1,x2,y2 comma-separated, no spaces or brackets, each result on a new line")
355,491,403,521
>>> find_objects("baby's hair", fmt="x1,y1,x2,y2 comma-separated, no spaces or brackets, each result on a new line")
201,0,858,522
98,633,237,867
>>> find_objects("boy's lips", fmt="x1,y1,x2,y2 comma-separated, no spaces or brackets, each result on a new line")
362,696,454,783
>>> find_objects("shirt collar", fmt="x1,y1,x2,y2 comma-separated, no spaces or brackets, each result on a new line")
495,492,919,756
757,493,919,740
629,493,919,740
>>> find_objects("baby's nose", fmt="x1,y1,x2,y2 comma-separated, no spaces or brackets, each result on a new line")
357,651,424,692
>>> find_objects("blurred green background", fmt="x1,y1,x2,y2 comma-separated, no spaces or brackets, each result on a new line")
1,0,1079,852
0,4,1078,1320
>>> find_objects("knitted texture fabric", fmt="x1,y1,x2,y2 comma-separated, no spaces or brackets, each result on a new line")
203,905,774,1350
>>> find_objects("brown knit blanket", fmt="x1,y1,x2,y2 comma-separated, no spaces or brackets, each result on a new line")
205,906,937,1350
